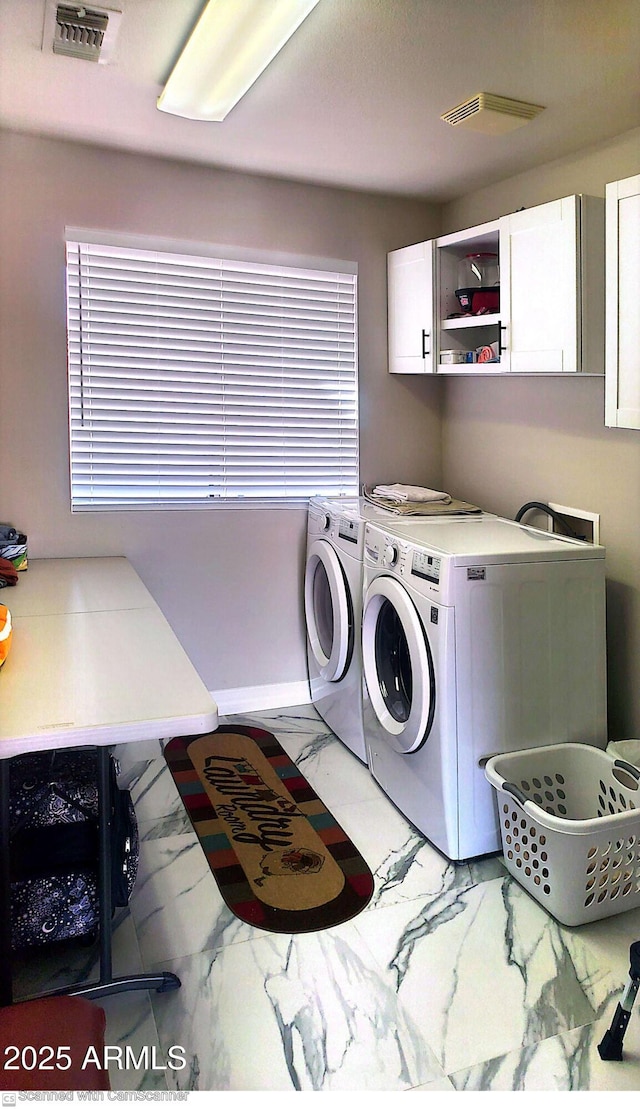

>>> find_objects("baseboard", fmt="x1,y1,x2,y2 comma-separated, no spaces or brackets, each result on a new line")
211,679,312,718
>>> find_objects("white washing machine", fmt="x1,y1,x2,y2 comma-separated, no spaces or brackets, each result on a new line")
361,514,608,860
305,496,413,762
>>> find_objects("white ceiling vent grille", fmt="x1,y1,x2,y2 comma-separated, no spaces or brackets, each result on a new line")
441,93,545,135
43,3,123,64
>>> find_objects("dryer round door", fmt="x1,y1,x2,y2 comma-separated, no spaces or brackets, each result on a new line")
362,576,435,753
304,539,354,682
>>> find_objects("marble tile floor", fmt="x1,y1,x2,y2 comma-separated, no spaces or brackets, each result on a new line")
12,704,640,1095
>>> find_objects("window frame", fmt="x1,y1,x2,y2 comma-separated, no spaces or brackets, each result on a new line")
65,229,359,512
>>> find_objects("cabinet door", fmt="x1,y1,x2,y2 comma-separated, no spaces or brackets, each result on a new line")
387,241,435,373
605,175,640,428
500,197,580,373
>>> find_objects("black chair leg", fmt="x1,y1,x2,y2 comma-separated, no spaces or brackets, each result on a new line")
598,941,640,1061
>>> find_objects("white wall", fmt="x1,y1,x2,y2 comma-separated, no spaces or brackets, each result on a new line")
0,130,442,708
439,127,640,740
441,127,640,229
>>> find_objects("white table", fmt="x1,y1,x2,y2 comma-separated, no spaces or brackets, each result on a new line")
0,557,218,1005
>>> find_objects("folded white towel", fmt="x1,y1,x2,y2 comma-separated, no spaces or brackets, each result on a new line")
373,484,452,504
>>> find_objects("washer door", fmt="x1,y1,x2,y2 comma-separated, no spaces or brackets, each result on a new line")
304,539,354,682
362,576,435,753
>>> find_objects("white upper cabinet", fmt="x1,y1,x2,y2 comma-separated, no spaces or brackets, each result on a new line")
605,175,640,429
387,240,435,373
501,197,578,373
387,194,605,376
500,195,604,374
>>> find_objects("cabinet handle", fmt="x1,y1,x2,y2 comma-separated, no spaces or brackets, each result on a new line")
498,321,507,353
422,329,430,358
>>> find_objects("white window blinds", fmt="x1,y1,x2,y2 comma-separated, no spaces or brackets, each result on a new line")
65,238,359,509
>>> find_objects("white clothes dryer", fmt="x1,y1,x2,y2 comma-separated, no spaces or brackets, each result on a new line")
361,515,607,860
305,496,408,762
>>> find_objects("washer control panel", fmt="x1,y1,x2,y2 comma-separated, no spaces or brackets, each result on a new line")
382,543,398,567
412,549,441,584
364,524,449,599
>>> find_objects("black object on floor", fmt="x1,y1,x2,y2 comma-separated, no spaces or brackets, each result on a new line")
8,749,138,950
598,941,640,1061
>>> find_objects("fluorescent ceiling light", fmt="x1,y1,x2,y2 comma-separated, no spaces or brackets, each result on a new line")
158,0,321,122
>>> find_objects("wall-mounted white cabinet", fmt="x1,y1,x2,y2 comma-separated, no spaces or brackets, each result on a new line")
388,194,605,376
387,240,435,373
605,175,640,429
501,195,604,374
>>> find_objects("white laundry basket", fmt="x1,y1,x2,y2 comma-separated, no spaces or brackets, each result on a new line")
485,743,640,926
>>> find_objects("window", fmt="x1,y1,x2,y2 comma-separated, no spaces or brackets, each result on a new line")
65,234,358,510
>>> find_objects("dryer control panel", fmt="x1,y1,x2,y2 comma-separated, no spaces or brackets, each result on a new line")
338,516,359,545
308,503,366,557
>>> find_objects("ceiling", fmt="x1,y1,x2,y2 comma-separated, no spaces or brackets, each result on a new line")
1,0,639,202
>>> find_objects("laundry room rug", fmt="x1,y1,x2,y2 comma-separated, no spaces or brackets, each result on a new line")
164,726,374,933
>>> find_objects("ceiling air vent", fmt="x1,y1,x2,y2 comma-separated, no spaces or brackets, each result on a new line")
441,93,545,135
43,3,123,64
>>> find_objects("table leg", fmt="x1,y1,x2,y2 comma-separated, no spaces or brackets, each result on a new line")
97,745,113,985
